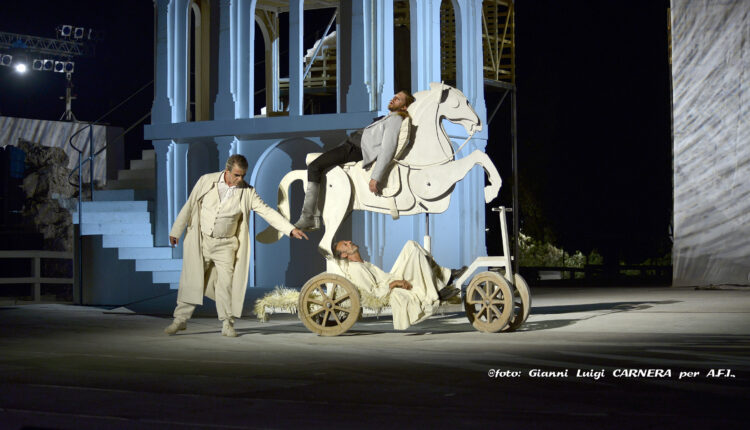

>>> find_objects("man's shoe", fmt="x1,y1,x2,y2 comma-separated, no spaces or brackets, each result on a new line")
448,266,468,285
294,214,321,231
222,320,238,337
294,182,321,231
164,319,187,335
438,286,460,301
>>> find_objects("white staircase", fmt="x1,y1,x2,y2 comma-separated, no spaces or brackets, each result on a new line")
106,149,156,190
72,149,181,291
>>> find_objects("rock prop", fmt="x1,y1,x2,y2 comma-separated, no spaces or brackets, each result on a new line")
17,139,76,252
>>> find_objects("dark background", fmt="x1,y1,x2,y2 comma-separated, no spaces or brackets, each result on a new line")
0,0,673,267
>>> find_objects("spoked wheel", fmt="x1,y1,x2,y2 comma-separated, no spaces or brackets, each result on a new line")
464,271,514,333
298,273,361,336
502,274,532,332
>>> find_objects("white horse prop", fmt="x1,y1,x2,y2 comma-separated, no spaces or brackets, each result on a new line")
257,83,502,256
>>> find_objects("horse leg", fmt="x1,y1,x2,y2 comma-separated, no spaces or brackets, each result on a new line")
409,150,502,203
319,166,353,258
255,169,306,244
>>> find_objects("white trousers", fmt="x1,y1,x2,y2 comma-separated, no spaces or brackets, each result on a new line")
388,241,451,330
173,233,239,323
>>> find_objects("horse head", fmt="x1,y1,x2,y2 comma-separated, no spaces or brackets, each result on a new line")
435,83,482,137
404,83,482,165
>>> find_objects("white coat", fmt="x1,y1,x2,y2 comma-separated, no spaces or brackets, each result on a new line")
170,172,296,318
337,240,450,330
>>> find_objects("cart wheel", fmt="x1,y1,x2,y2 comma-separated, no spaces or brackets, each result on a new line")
298,273,361,336
464,271,514,333
503,274,532,332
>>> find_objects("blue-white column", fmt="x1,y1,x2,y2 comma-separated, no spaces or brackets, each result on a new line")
374,0,395,112
152,141,170,246
407,0,442,248
288,0,303,116
214,0,236,120
344,0,371,112
409,0,441,93
172,0,188,122
454,0,487,132
458,0,488,261
214,0,238,171
170,142,190,257
152,0,173,247
236,0,257,118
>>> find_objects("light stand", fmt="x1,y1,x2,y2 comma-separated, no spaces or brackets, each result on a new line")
59,72,77,122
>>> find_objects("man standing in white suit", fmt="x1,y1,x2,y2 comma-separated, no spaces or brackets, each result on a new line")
165,154,308,337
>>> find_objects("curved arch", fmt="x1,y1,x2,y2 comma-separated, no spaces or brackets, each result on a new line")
249,138,325,287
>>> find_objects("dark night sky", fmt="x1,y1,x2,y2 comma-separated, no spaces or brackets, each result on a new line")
1,1,673,264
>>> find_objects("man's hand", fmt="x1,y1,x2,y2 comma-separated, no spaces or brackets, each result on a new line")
389,280,412,290
169,236,179,247
290,228,309,240
369,179,380,195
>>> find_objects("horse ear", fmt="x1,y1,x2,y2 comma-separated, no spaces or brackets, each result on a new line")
440,88,449,103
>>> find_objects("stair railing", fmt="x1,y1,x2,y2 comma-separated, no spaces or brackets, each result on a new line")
67,80,153,304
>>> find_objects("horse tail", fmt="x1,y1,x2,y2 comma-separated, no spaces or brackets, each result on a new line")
255,169,307,244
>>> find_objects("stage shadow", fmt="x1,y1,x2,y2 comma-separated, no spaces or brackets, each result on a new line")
532,300,682,315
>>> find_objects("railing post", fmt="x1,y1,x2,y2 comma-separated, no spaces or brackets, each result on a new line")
89,125,94,200
77,150,83,305
32,255,41,302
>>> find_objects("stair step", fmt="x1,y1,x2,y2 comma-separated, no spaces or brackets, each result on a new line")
136,259,182,272
119,247,173,260
153,271,181,284
105,178,155,190
118,169,155,181
92,189,155,201
93,189,135,200
102,234,153,248
81,223,152,235
141,149,155,161
72,211,150,224
77,201,150,212
129,159,154,170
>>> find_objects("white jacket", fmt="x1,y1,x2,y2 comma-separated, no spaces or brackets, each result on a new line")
357,113,404,183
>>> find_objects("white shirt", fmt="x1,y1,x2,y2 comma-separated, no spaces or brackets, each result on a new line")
218,171,236,203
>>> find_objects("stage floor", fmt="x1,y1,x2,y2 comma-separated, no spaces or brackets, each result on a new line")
1,286,749,428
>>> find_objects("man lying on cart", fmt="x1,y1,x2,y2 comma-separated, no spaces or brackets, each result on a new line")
333,239,466,330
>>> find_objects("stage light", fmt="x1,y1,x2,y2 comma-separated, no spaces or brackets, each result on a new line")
60,25,72,37
13,54,29,74
0,54,11,67
54,61,65,73
43,59,54,71
32,59,43,70
73,27,84,39
63,61,74,73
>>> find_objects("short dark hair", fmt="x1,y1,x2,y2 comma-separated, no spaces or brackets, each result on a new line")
225,154,248,171
399,90,416,107
333,241,346,259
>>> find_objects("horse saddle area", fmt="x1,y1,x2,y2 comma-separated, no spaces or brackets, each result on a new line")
306,114,415,219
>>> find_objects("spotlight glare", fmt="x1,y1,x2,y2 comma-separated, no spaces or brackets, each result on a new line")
15,63,27,73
